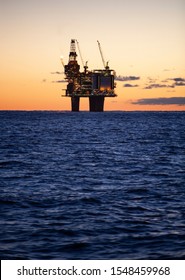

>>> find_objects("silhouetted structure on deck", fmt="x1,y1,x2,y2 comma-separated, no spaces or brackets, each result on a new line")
62,39,117,112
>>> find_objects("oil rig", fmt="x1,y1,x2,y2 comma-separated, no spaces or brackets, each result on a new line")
61,39,117,112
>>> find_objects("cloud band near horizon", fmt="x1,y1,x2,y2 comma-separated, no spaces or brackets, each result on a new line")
132,97,185,106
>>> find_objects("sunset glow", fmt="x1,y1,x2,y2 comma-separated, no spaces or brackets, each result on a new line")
0,0,185,111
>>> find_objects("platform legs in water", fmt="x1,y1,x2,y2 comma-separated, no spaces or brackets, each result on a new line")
71,96,80,112
89,96,105,112
71,96,105,112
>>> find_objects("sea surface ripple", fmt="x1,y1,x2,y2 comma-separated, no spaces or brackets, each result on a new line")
0,111,185,259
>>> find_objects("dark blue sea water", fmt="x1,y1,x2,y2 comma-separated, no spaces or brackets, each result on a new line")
0,111,185,260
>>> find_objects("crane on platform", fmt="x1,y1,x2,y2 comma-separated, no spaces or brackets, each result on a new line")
60,56,65,67
97,40,109,70
76,40,85,68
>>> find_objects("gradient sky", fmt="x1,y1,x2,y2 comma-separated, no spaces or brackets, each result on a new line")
1,0,185,111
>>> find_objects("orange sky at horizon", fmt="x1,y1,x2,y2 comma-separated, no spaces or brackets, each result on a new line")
0,0,185,111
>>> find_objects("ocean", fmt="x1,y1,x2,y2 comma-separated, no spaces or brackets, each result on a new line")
0,111,185,260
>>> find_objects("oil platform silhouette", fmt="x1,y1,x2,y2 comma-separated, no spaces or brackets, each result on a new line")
62,39,117,112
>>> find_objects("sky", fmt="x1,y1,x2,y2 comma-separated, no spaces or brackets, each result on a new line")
0,0,185,111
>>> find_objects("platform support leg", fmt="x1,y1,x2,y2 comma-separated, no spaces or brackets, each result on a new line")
89,96,105,112
71,96,80,112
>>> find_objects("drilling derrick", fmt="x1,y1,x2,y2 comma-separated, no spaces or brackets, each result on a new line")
63,39,117,112
64,39,80,111
65,39,80,81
